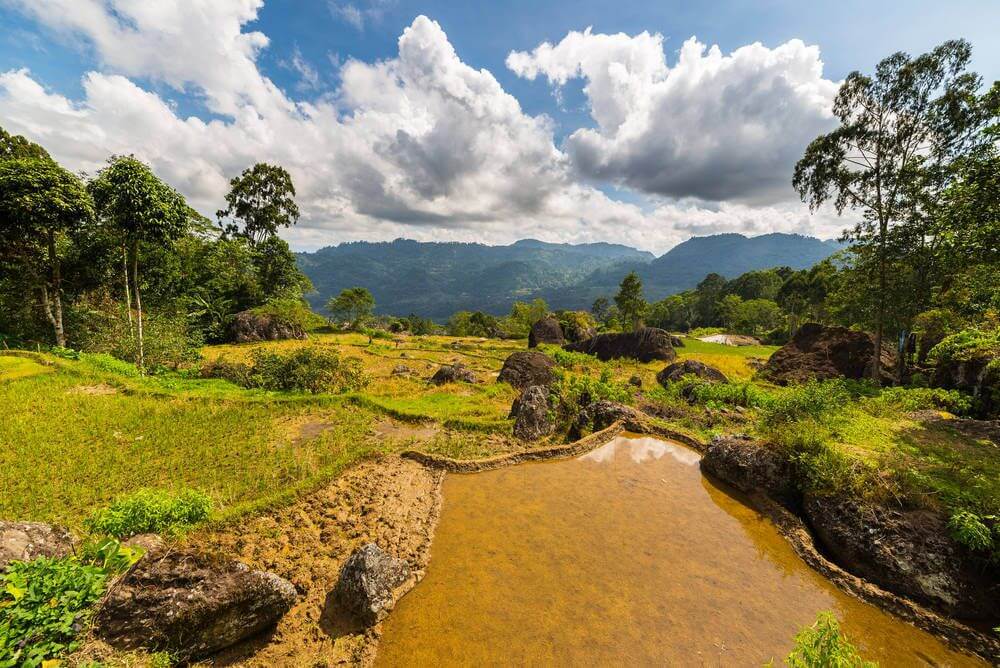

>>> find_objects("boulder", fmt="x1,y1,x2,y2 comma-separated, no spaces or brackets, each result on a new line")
390,364,413,377
94,547,297,661
670,335,685,348
931,354,999,418
0,521,74,569
627,375,643,388
430,364,477,385
528,317,565,348
575,400,645,433
759,323,894,385
510,386,554,440
333,543,413,626
700,435,795,501
563,327,677,363
656,360,727,386
804,495,1000,621
228,311,306,344
497,351,556,390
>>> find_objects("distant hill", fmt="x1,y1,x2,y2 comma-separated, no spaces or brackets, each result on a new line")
296,234,843,319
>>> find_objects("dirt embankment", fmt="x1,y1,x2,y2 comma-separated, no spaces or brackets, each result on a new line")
195,456,444,667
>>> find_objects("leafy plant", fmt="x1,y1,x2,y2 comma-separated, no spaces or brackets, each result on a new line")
0,557,107,667
247,346,369,393
947,510,997,555
85,488,212,539
781,612,876,667
49,346,80,360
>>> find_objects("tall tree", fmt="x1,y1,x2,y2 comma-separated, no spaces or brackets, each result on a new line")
89,156,191,370
326,287,375,329
793,40,993,382
0,157,93,346
217,163,299,246
614,271,647,331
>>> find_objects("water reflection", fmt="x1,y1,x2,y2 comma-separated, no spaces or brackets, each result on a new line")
377,435,984,667
581,434,701,466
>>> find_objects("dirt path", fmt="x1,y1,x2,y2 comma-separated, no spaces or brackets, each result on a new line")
197,456,444,667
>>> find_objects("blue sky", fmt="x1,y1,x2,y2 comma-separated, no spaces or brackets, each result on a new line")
1,0,997,252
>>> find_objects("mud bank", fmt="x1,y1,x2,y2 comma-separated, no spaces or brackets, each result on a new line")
195,456,444,666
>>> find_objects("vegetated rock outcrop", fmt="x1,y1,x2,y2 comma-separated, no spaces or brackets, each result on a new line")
430,363,478,385
0,521,73,569
390,364,413,377
333,543,414,626
528,317,565,348
509,385,554,440
656,359,727,386
700,435,795,502
670,335,685,348
803,494,1000,621
563,327,677,363
497,351,556,390
575,400,646,434
228,310,307,343
931,354,999,418
95,547,298,661
759,322,894,385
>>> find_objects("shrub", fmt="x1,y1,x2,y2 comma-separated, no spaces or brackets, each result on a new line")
928,327,1000,365
247,347,369,393
675,378,774,408
85,488,212,539
551,348,599,369
758,380,851,429
782,612,876,668
863,386,972,416
948,510,997,556
199,356,252,386
0,539,142,667
248,298,327,333
49,346,80,360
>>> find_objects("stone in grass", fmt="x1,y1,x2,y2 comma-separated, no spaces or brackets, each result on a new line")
430,364,478,385
334,543,413,626
0,521,74,569
510,385,555,440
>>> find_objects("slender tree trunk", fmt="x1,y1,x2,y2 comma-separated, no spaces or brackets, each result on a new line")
122,243,134,340
872,218,887,385
46,230,66,348
130,240,145,372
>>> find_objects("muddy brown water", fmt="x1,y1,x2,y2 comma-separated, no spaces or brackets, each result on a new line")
377,434,985,667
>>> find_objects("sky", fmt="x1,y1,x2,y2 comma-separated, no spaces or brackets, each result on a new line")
0,1,997,254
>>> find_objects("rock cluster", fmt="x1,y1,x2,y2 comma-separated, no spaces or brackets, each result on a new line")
228,310,307,343
430,363,478,385
497,351,556,390
563,327,677,363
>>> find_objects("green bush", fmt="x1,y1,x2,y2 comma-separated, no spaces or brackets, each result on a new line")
782,612,876,667
862,386,972,416
948,510,997,556
199,356,252,386
673,377,774,408
249,298,327,332
0,539,142,667
85,488,212,539
759,380,851,429
928,327,1000,365
49,346,80,360
551,348,599,369
247,347,369,393
0,557,107,667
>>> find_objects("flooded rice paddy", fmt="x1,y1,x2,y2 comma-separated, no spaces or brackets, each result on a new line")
377,434,984,666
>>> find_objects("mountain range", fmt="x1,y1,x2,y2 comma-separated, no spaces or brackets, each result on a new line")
296,233,843,319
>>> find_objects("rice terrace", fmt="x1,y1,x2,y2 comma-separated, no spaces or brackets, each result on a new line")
1,1,999,666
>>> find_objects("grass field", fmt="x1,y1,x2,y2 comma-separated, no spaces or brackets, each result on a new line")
1,332,996,539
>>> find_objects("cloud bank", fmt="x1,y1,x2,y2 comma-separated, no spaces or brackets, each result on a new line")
0,1,845,252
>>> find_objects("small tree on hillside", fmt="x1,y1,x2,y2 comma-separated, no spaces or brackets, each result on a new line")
591,297,611,325
89,156,191,370
615,271,647,331
217,163,299,246
326,287,374,329
0,156,93,346
794,39,993,382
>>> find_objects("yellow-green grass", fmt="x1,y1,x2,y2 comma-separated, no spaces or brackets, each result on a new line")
0,355,53,382
675,337,778,380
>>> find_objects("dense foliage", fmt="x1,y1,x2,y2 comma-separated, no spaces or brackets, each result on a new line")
84,488,212,539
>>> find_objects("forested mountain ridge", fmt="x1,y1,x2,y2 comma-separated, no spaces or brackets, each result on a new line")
296,233,843,318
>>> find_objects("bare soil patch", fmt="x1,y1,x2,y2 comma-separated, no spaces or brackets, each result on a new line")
373,419,440,442
193,456,444,666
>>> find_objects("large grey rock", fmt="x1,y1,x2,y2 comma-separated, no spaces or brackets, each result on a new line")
228,310,306,344
497,351,556,390
804,494,1000,621
700,435,795,500
94,547,297,661
563,327,677,363
0,521,74,569
528,317,565,348
334,543,412,626
510,386,555,440
575,400,645,433
657,360,727,386
430,364,478,385
760,322,894,385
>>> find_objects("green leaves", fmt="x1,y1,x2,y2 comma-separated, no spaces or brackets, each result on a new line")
783,612,877,668
84,488,212,539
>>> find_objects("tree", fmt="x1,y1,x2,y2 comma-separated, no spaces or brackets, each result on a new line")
217,163,299,246
718,294,744,331
326,287,374,328
0,157,93,346
0,126,50,161
693,273,727,326
505,298,549,337
89,156,191,370
734,299,784,336
614,272,647,331
591,297,611,324
794,40,994,382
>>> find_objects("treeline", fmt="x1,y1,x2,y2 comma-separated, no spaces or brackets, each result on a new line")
0,127,313,370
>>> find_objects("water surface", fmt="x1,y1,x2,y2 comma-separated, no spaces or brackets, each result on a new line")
378,435,984,666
